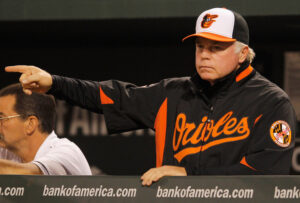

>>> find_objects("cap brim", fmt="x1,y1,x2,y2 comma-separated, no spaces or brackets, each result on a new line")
182,32,237,42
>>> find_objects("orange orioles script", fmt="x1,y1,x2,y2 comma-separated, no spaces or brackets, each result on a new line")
173,111,250,162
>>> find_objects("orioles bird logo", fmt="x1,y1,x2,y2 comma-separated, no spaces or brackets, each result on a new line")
201,14,218,28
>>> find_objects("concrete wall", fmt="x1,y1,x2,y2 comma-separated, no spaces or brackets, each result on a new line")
0,0,300,21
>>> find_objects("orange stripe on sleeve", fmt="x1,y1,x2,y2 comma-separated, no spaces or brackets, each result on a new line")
154,98,168,167
99,86,114,104
240,156,257,171
236,65,253,82
254,114,263,126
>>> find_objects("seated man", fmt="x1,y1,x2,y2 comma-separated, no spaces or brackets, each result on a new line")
0,83,92,175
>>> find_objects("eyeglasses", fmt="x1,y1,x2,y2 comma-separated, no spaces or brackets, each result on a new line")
0,115,22,126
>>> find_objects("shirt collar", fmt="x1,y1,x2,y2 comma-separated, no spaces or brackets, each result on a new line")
33,131,57,160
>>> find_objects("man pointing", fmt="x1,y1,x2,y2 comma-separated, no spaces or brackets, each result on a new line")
5,8,296,185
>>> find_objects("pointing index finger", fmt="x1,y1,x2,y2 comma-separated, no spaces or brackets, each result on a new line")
5,65,33,74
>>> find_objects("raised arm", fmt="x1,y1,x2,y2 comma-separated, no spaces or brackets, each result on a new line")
5,65,53,95
5,65,102,113
5,65,168,131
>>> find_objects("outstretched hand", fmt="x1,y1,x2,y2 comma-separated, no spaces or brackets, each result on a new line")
5,65,53,95
141,165,187,186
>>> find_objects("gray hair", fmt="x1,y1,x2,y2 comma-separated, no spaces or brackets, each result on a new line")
235,41,255,63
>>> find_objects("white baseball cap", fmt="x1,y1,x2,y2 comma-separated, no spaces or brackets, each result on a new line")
182,8,249,45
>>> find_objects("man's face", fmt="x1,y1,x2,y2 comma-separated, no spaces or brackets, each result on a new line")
0,95,26,150
195,37,241,85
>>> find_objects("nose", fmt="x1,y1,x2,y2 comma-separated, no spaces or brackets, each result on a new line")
197,47,211,59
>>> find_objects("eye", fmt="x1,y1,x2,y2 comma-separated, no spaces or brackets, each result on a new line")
196,44,203,49
212,45,222,51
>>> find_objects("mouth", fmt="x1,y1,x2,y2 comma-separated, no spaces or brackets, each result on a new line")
198,66,214,72
199,66,213,69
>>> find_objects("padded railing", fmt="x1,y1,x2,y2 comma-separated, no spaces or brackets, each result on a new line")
0,175,299,202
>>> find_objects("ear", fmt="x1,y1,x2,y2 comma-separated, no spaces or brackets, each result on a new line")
238,46,249,64
24,116,39,135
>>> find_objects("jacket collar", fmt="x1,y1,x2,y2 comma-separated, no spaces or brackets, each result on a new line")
235,62,255,84
191,62,255,95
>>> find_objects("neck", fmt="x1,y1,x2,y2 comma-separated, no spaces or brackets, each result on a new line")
209,64,242,86
13,132,47,163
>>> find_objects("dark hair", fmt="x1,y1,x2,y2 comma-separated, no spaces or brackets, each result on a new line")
0,83,56,134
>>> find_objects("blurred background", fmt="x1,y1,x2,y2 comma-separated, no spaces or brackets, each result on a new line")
1,0,300,175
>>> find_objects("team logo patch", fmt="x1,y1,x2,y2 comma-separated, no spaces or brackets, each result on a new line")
270,120,292,147
201,14,218,28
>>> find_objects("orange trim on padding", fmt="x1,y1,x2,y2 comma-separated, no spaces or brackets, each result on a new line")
240,156,257,171
182,32,236,42
99,86,114,104
236,65,253,82
154,98,168,167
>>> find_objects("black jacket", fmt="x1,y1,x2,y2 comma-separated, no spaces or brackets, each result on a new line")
49,63,296,175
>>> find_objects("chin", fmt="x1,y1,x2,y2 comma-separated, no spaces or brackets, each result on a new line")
198,73,213,80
